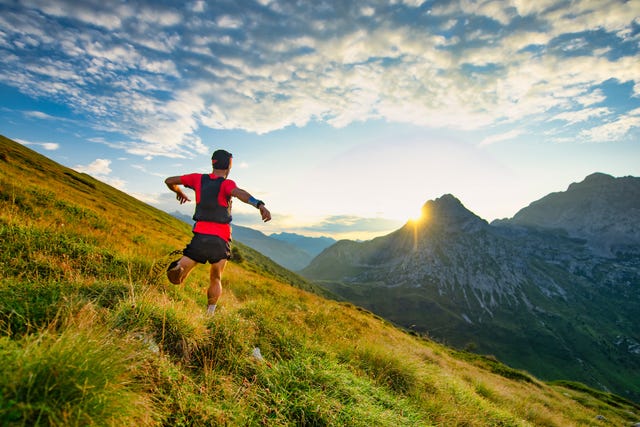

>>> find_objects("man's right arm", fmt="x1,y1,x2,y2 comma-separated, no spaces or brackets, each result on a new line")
165,176,191,204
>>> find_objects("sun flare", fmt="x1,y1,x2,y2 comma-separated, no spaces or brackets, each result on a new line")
409,212,423,224
408,205,429,225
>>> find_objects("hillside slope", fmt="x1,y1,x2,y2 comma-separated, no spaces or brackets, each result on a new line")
1,135,639,426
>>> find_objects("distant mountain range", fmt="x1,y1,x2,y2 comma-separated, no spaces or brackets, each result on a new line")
170,212,335,271
270,232,336,259
300,173,640,401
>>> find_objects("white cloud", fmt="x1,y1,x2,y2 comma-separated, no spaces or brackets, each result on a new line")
510,0,558,17
130,191,160,204
501,30,551,52
479,129,524,147
564,0,640,34
102,176,127,190
217,15,242,29
131,164,165,177
15,138,60,150
476,1,516,25
553,107,610,125
33,0,131,30
400,0,426,7
24,111,59,120
190,1,205,13
580,110,640,142
74,158,112,175
361,6,375,17
137,6,182,27
41,142,60,150
72,158,128,190
575,89,606,107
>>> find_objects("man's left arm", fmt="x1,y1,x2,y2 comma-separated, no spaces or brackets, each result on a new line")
231,187,271,222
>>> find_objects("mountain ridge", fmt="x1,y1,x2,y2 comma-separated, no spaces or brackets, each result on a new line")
420,194,488,231
269,232,336,259
302,173,640,401
504,172,640,256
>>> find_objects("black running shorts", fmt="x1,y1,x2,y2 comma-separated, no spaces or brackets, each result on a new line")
183,233,231,264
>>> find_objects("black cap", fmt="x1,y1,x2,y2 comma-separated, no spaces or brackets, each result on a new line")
211,149,232,169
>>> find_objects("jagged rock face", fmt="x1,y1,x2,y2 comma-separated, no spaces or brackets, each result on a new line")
507,173,640,255
306,195,581,315
420,194,488,232
301,176,640,402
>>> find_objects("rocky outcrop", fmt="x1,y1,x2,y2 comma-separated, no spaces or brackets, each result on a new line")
505,173,640,256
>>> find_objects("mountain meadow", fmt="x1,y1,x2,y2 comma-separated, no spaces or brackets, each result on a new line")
1,134,639,426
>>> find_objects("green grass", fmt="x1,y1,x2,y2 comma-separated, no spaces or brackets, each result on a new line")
450,350,538,385
1,135,639,426
549,381,640,413
0,323,156,426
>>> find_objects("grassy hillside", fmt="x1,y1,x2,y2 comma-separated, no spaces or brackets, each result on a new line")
1,135,639,426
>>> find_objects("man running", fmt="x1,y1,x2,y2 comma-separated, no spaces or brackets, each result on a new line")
165,149,271,315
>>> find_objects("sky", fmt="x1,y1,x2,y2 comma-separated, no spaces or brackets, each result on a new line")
1,0,639,240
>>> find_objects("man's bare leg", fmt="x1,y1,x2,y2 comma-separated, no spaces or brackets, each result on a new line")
207,258,227,315
167,256,198,284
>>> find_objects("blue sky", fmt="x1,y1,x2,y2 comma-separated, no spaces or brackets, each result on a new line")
1,0,639,240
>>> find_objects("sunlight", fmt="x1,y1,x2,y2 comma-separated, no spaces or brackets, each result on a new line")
408,211,423,224
408,204,430,226
408,204,430,252
409,212,422,224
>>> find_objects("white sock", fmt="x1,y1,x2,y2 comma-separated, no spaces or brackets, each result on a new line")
207,304,217,315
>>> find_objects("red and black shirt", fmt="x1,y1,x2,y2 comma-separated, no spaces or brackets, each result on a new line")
180,173,237,242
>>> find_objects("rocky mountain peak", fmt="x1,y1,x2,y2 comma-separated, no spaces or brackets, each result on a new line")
579,172,615,185
565,172,616,193
508,173,640,255
420,194,487,232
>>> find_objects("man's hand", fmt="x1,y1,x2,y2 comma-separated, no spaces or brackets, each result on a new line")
165,176,190,204
259,205,271,222
175,191,190,204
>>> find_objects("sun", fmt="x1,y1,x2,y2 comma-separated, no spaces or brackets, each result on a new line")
397,201,431,226
409,210,425,224
408,211,423,224
407,204,430,225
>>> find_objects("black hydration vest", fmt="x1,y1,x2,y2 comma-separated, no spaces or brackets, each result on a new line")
192,175,232,224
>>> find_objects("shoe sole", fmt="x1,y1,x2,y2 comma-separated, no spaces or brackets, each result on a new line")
167,263,183,284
